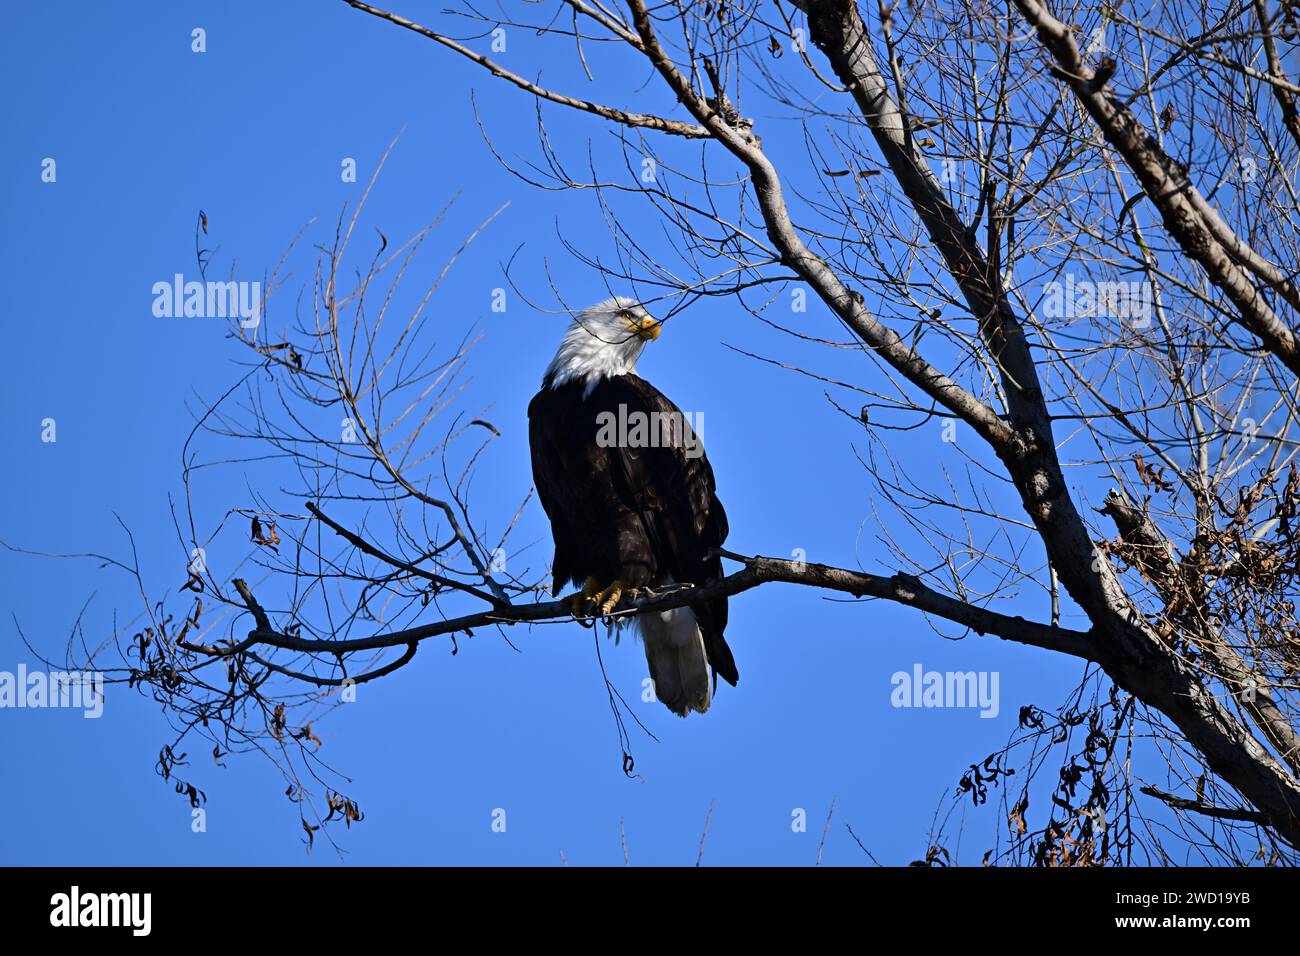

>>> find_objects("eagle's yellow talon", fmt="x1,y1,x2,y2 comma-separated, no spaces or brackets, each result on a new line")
594,579,633,616
570,577,601,617
569,577,636,618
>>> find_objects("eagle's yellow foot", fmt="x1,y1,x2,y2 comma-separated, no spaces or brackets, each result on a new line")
593,578,635,616
570,577,601,617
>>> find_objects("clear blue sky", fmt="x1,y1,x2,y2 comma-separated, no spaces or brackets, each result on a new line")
0,0,1115,865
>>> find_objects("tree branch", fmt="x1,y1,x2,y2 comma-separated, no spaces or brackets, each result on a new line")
1252,0,1300,153
190,553,1098,662
1140,785,1270,826
306,500,502,606
342,0,711,139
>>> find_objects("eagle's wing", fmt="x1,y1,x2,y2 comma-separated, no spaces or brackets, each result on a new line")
601,376,725,574
528,385,601,594
602,375,737,686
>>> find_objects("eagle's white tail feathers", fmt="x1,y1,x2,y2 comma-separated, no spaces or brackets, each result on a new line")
637,601,711,717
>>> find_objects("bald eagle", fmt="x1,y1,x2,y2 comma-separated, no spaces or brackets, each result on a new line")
528,296,738,716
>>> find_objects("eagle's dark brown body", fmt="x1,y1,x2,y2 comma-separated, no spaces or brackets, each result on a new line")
527,372,739,701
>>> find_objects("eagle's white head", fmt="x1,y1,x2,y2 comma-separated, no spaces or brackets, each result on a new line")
543,296,662,394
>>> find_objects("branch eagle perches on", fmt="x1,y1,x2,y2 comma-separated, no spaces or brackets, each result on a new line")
185,546,1098,672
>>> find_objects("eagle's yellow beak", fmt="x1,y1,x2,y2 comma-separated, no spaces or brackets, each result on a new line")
634,316,662,341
